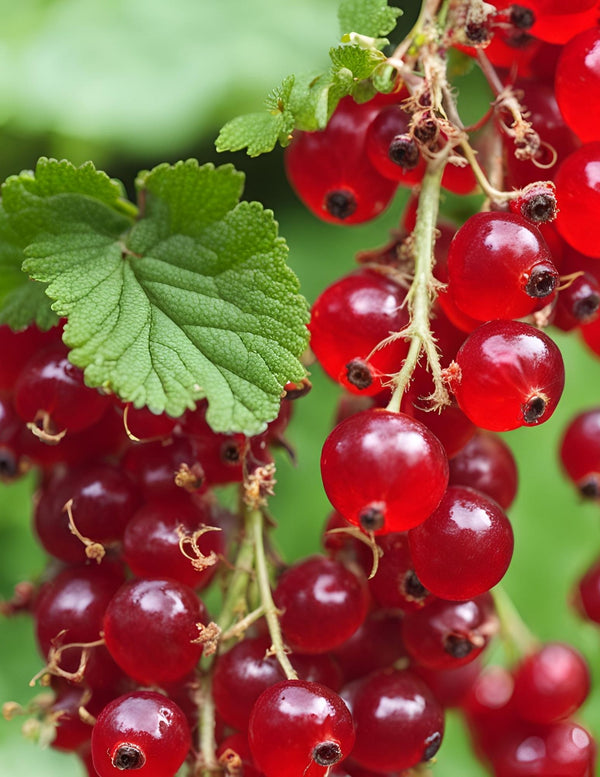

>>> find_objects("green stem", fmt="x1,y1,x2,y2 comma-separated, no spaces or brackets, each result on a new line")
248,507,298,681
198,673,219,775
493,585,539,662
216,522,256,635
387,159,447,413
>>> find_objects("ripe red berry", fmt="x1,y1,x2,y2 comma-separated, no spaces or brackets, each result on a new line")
450,320,565,432
511,642,590,724
448,431,518,510
123,495,223,589
248,680,355,777
560,408,600,498
408,486,514,600
555,143,600,258
402,593,496,670
447,212,559,321
273,555,369,654
577,557,600,623
555,27,600,143
321,409,449,533
348,669,444,772
91,691,191,777
103,578,207,685
309,268,409,396
284,96,398,224
14,344,110,436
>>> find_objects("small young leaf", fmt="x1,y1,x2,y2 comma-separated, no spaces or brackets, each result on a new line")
338,0,402,38
329,44,386,81
11,158,308,435
216,75,296,157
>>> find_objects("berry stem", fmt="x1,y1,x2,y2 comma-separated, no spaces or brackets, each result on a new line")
387,159,449,413
215,521,256,637
198,673,219,776
247,506,298,681
493,585,539,661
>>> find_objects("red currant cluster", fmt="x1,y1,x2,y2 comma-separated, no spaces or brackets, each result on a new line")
3,2,600,777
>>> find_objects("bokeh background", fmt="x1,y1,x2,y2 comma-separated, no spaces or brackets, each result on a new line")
0,1,599,775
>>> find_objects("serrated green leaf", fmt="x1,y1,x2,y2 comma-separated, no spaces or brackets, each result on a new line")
17,159,309,435
329,43,385,81
0,280,58,331
338,0,402,38
216,75,296,157
0,204,57,330
216,111,294,157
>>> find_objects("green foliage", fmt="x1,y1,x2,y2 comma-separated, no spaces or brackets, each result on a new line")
0,158,309,434
217,37,391,155
338,0,402,38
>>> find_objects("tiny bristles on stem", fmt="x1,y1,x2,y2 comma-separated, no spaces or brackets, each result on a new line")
248,506,298,681
387,159,449,414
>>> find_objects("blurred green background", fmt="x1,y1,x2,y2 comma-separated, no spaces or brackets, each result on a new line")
0,1,599,775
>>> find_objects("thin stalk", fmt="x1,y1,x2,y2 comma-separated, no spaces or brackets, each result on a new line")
493,585,539,661
216,523,256,635
198,674,219,775
248,507,298,681
387,158,447,413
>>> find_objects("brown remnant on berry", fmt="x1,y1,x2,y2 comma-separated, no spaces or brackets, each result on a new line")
402,570,430,605
359,503,386,532
174,461,205,492
112,744,146,770
388,134,420,170
325,190,357,220
579,478,600,499
524,265,558,299
514,182,558,224
509,4,535,30
444,633,476,659
346,359,374,391
423,731,443,761
522,395,547,424
177,524,221,571
283,377,312,400
191,621,221,655
313,741,343,766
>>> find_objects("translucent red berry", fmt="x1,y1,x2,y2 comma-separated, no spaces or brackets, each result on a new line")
408,486,514,600
451,320,565,432
91,691,191,777
555,143,600,257
447,212,559,321
349,669,444,772
103,578,207,685
555,27,600,143
309,269,409,396
321,409,449,533
284,96,398,224
248,680,355,777
273,555,369,654
511,642,590,724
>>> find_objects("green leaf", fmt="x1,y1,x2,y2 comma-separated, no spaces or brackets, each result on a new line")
329,43,386,81
216,76,296,157
15,159,308,435
338,0,402,38
0,205,57,330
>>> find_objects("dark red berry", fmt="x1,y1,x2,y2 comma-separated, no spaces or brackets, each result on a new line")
91,691,191,777
321,409,449,533
248,680,355,777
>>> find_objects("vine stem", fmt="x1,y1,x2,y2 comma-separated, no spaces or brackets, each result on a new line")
493,585,539,662
198,674,219,774
248,506,298,681
197,517,256,776
387,158,448,413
